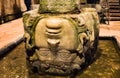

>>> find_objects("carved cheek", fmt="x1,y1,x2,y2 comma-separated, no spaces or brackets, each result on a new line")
35,18,78,50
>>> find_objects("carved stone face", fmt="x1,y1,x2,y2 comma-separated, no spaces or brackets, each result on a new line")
23,7,99,75
33,17,82,74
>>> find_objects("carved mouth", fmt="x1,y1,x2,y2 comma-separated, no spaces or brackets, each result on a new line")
46,28,61,34
45,25,62,39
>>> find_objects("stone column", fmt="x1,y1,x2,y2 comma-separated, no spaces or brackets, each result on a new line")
0,0,27,23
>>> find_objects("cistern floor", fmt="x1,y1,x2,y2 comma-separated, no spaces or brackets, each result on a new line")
0,18,120,78
0,19,120,51
0,18,24,52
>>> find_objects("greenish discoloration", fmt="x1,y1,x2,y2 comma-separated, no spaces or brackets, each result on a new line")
0,40,120,78
39,0,80,13
23,0,100,76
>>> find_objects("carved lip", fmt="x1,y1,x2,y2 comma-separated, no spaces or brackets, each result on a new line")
46,28,61,34
46,25,62,29
45,26,62,39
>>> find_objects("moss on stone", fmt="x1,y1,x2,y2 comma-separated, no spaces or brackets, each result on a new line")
39,0,80,13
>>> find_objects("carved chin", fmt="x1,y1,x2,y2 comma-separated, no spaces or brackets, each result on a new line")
32,48,81,75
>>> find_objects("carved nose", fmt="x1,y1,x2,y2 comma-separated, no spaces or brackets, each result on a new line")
47,39,60,52
47,39,60,47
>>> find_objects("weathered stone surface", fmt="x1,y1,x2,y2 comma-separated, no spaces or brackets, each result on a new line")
23,0,99,76
39,0,80,13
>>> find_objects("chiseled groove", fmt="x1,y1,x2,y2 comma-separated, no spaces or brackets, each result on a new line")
46,28,61,34
46,25,62,29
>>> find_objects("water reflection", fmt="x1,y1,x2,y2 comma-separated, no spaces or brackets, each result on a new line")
0,40,120,78
77,40,120,78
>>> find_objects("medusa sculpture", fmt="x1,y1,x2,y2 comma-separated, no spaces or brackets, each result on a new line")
23,0,99,76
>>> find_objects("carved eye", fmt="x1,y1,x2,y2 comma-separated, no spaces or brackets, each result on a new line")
58,50,71,59
38,49,51,56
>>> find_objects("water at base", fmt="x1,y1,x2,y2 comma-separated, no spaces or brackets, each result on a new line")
0,40,120,78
